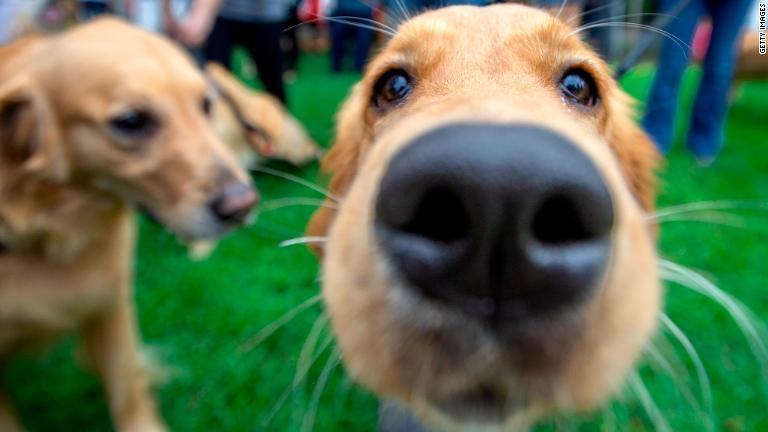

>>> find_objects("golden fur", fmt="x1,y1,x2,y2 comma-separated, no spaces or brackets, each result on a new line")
736,32,768,80
308,5,660,430
205,62,321,168
0,19,253,431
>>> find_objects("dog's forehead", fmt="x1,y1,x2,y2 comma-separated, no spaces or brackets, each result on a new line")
397,5,559,49
380,4,590,85
51,18,204,91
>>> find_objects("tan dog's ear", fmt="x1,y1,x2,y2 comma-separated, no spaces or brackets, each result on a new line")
606,92,659,212
306,83,369,257
0,77,66,180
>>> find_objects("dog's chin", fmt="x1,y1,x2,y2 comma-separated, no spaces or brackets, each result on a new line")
374,281,593,429
140,205,241,243
413,389,544,432
432,383,519,424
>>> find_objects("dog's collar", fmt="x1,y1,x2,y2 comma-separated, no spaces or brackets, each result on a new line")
207,76,273,145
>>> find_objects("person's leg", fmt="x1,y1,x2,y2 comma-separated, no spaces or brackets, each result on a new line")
80,1,112,21
244,20,287,104
284,4,301,73
203,16,236,68
642,0,705,154
329,18,347,72
353,12,374,72
686,0,752,160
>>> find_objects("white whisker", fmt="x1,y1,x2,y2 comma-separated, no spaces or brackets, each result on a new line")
279,236,328,248
238,294,323,353
579,12,671,27
301,348,341,432
333,14,398,34
262,332,335,427
571,22,690,58
391,0,411,25
660,260,768,387
555,0,570,22
252,166,339,202
322,16,397,37
564,0,620,25
627,372,672,432
658,314,714,430
258,198,338,214
649,200,768,221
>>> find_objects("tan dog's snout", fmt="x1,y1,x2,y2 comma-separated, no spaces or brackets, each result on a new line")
208,177,259,225
375,123,614,324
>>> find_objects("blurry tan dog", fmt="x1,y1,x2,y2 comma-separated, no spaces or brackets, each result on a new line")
0,19,256,431
308,4,661,431
205,62,321,168
736,32,768,80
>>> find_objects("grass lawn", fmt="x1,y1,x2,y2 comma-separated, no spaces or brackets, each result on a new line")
6,53,768,431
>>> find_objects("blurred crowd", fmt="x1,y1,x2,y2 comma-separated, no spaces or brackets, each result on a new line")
0,0,761,163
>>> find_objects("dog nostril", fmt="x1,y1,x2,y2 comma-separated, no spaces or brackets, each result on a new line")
399,187,469,244
375,123,615,324
210,182,259,224
531,193,596,245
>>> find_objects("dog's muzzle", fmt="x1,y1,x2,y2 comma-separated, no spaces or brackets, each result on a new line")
375,123,614,326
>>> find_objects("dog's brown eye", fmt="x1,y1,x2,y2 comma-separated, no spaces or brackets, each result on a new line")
559,69,598,108
109,109,158,139
373,69,413,110
202,96,212,117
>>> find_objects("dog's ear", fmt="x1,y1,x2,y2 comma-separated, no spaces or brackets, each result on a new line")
606,91,659,212
0,76,66,180
306,83,369,257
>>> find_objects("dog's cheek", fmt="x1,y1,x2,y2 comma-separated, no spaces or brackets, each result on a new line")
562,197,660,411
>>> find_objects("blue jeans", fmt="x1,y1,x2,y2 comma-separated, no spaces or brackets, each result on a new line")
330,8,374,73
391,0,489,14
643,0,751,158
80,1,112,21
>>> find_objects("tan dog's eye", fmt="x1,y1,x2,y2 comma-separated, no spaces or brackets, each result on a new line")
202,96,212,117
372,69,413,111
109,109,159,141
559,69,599,108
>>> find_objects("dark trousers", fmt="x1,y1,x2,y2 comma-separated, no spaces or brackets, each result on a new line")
283,4,301,72
204,17,287,104
329,9,374,73
80,1,112,21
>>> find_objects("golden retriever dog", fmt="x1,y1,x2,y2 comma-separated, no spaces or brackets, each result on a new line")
0,19,256,431
307,4,662,430
205,62,321,168
736,32,768,80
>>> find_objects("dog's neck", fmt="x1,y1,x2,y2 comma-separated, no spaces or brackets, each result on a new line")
0,171,128,261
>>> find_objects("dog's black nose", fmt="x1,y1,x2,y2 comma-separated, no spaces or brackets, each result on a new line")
210,180,259,224
375,124,614,324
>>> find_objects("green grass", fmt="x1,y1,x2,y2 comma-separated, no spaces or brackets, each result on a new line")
6,54,768,431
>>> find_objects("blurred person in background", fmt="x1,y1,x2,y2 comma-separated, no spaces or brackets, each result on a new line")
643,0,752,165
79,0,112,19
283,1,302,80
388,0,490,16
166,0,291,104
0,0,27,43
78,0,133,20
329,0,380,73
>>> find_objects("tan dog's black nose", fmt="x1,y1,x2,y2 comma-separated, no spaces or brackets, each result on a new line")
375,124,614,325
210,181,259,224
